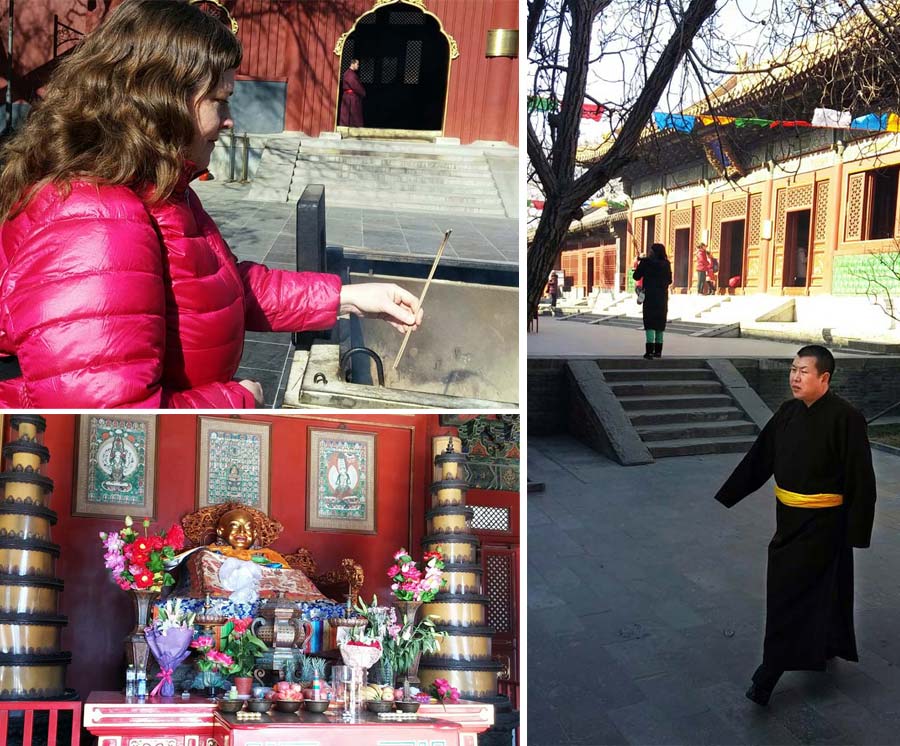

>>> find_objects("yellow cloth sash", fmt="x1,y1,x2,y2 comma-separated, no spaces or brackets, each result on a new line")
774,485,843,508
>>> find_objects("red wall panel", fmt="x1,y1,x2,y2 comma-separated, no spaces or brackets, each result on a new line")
232,0,518,144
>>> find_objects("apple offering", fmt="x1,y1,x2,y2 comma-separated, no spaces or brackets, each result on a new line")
267,681,305,702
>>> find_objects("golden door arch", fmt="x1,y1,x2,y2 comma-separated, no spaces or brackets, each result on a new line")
334,0,459,135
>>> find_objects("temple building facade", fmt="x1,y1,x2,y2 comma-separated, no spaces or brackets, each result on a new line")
555,12,900,300
1,0,518,145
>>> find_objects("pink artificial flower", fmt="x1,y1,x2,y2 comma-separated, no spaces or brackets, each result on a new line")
393,549,408,561
387,565,400,578
191,636,214,650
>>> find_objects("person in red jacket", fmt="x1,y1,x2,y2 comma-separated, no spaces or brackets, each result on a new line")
0,0,421,409
695,242,713,295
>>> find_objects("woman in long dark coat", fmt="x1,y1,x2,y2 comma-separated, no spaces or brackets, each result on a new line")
633,242,672,359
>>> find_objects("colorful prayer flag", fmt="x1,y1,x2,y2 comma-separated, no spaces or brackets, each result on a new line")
734,118,773,128
850,113,888,131
811,108,851,128
582,104,605,121
653,113,696,132
527,96,559,113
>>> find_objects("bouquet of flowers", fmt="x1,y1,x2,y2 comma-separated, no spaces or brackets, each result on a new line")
387,548,446,603
145,599,195,696
429,678,460,706
191,635,235,674
190,634,235,694
220,617,268,679
384,609,445,676
340,638,383,669
100,516,185,592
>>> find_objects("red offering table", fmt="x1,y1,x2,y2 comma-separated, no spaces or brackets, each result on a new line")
84,692,493,746
213,710,461,746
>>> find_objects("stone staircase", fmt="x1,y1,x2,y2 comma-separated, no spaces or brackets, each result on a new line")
598,358,759,458
278,139,511,216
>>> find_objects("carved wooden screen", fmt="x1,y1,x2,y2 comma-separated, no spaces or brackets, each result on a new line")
844,172,866,242
772,184,814,288
710,201,723,255
746,193,763,288
811,181,830,288
481,545,518,685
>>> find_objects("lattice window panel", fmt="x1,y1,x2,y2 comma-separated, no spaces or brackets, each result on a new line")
786,184,814,210
390,11,426,24
845,172,865,242
654,214,662,241
381,57,399,84
710,201,723,254
748,194,762,246
405,41,422,84
773,190,787,283
486,554,512,634
359,58,376,84
669,208,691,254
359,13,376,24
722,198,745,221
472,506,510,532
815,181,830,243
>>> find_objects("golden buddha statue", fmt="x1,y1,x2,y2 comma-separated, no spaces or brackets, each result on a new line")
208,507,291,568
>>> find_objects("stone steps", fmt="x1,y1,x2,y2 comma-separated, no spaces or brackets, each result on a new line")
609,380,724,397
596,358,759,459
627,406,746,425
618,393,735,410
291,169,500,194
602,367,716,382
635,419,758,443
648,435,759,458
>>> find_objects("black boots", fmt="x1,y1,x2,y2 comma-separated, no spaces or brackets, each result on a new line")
653,342,663,358
643,343,654,360
746,664,783,706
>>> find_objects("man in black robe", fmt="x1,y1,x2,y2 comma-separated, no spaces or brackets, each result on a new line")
714,345,876,706
339,59,366,128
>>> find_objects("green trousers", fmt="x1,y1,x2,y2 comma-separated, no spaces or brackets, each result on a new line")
644,330,665,343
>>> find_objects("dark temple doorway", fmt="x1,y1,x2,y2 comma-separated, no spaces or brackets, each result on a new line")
719,220,746,290
339,4,450,132
673,227,690,288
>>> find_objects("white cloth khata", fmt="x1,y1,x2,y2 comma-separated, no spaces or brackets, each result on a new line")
218,557,263,605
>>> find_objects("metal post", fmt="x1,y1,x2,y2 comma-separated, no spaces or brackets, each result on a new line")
5,0,14,135
292,184,328,350
228,131,237,182
240,131,249,182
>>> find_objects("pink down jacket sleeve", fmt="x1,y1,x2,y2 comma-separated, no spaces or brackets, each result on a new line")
0,188,254,408
238,262,342,333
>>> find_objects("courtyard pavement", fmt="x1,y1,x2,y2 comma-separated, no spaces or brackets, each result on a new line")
528,436,900,745
190,180,518,407
527,318,870,359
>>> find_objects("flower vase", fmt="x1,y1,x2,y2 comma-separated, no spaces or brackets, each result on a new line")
394,599,422,623
202,669,217,699
126,589,159,676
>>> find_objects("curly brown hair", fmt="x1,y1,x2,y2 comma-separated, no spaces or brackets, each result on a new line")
0,0,242,222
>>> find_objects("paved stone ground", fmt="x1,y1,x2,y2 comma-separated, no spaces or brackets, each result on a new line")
527,318,872,359
191,180,517,407
528,436,900,745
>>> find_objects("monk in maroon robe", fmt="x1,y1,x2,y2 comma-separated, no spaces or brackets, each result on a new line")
339,59,366,127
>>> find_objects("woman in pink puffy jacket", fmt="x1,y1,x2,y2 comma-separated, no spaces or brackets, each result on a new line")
0,0,421,409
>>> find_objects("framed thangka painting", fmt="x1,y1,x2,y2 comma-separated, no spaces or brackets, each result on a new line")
197,418,270,513
73,415,157,518
307,429,376,534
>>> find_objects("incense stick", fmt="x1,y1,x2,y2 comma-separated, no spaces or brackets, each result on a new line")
392,229,452,370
